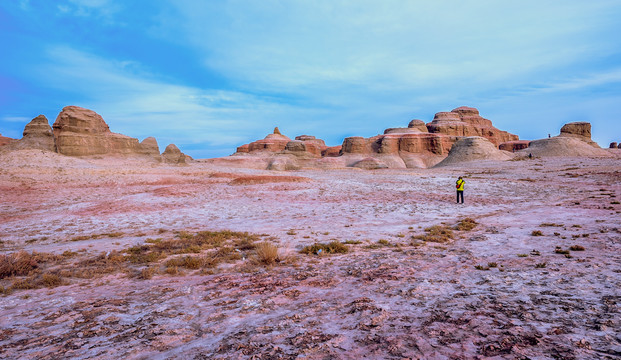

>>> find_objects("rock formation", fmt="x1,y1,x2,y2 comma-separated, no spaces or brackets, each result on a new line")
524,137,611,157
0,133,17,147
619,143,621,149
434,137,513,167
236,128,292,153
499,140,531,152
228,106,521,169
52,106,159,157
558,122,599,147
351,157,388,170
609,142,617,149
6,115,56,152
139,137,161,160
425,107,518,146
162,144,187,164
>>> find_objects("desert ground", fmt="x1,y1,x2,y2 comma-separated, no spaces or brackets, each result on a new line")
0,150,620,359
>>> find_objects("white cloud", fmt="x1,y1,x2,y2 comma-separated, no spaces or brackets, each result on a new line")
35,45,315,157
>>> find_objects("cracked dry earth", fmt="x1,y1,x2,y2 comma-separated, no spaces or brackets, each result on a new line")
0,151,620,359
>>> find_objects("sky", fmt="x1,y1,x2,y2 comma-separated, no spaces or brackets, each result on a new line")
1,0,620,158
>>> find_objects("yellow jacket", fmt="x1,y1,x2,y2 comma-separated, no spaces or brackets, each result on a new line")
456,179,465,191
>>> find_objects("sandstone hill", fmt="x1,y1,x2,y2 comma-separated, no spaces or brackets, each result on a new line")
0,133,17,147
0,106,189,163
228,106,520,169
434,136,513,167
522,137,611,157
520,121,611,158
3,115,55,152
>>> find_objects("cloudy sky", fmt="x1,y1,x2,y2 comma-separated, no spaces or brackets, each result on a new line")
1,1,620,158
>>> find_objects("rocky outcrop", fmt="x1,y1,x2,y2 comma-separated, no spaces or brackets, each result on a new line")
162,144,187,164
611,142,618,149
322,146,342,157
229,106,519,169
0,134,17,147
52,106,160,157
434,137,513,167
245,128,291,153
139,137,161,159
8,115,56,152
558,122,599,147
499,140,531,152
351,157,388,170
524,137,611,157
426,106,518,146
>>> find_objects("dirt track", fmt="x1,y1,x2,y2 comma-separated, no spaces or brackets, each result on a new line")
1,151,620,359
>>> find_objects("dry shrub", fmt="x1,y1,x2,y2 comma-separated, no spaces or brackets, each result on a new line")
41,273,62,287
165,256,203,270
300,241,349,255
531,230,544,236
413,225,454,243
255,242,279,265
455,218,478,231
229,176,311,185
570,245,585,251
10,277,36,290
138,266,158,279
0,251,53,279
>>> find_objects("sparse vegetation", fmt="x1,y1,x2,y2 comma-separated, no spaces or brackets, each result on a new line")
540,223,563,227
474,264,489,270
554,247,570,255
455,218,478,231
531,230,544,236
535,263,547,268
255,242,279,265
517,253,528,257
487,262,498,268
412,225,454,243
570,245,585,251
300,241,349,255
1,230,264,292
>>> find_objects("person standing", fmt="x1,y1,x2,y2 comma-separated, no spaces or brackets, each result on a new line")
456,176,465,204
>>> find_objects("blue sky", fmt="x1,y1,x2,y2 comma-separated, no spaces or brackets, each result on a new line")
1,0,620,158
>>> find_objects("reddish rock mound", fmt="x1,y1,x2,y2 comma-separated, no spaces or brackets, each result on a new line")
0,133,17,147
3,115,54,152
229,175,311,185
52,106,163,158
499,140,531,152
426,106,518,146
351,157,388,170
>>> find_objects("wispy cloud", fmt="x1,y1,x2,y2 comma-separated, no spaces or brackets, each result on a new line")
36,45,305,157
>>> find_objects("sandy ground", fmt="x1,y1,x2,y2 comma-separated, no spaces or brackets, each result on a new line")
0,150,620,359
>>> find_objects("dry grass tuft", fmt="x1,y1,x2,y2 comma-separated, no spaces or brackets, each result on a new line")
531,230,544,236
455,218,478,231
255,242,279,265
300,241,349,255
413,225,454,243
569,245,585,251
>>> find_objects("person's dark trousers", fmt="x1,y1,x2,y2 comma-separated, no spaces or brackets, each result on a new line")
456,190,464,204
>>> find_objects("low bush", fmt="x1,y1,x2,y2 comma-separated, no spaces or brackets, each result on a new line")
455,218,478,231
413,225,454,243
300,241,349,255
255,242,279,265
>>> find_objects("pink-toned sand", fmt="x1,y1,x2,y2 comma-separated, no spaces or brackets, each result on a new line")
0,150,620,359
